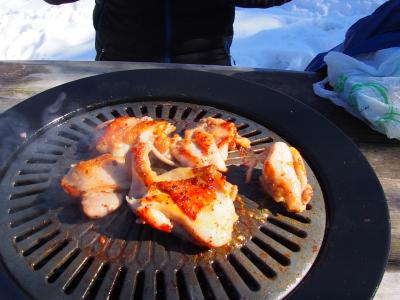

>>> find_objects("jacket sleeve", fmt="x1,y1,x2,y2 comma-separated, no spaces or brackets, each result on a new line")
43,0,79,4
235,0,291,8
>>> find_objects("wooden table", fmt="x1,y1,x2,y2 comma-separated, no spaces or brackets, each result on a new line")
0,61,399,299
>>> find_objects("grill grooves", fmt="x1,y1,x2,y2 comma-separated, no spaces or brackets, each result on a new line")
176,269,190,300
241,246,277,278
45,139,71,148
195,266,216,300
81,262,110,299
180,107,192,120
96,113,109,122
194,110,207,122
105,266,126,300
228,254,261,291
57,131,81,142
212,262,240,300
111,110,122,118
70,124,92,136
125,107,135,117
9,198,45,214
13,219,52,242
63,256,94,294
1,101,326,300
82,118,99,128
267,217,308,238
10,182,49,197
250,137,274,146
140,106,148,116
278,211,311,224
259,226,300,252
46,248,80,283
18,168,51,175
236,123,249,130
251,237,291,266
26,157,58,164
21,229,60,256
13,177,49,187
10,208,48,227
36,149,64,156
31,239,69,270
241,130,262,138
133,271,145,300
155,105,163,119
155,271,166,300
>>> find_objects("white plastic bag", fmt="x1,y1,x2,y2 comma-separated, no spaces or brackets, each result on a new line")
313,47,400,140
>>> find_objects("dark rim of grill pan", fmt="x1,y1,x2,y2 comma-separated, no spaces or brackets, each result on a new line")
0,69,390,299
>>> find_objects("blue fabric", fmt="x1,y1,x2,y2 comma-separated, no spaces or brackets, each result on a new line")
305,0,400,72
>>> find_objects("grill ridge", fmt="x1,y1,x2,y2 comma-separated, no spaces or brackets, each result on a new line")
110,110,122,119
259,226,300,252
267,217,308,238
251,236,291,266
82,118,100,128
46,247,80,283
228,254,260,291
35,148,64,156
57,130,81,142
13,219,52,242
240,130,262,139
21,229,61,257
10,208,48,228
212,261,241,300
9,197,46,214
96,113,109,123
133,270,146,300
80,261,110,299
176,269,190,300
31,239,69,270
195,266,217,300
62,255,94,294
69,123,93,136
241,245,277,279
105,266,126,300
44,138,72,148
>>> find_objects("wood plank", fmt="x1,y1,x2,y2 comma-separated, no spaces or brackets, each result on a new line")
359,144,400,268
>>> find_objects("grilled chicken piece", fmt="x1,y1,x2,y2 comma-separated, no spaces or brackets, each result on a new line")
199,117,251,157
127,166,239,248
95,116,176,165
171,118,250,172
248,142,313,213
129,141,159,199
171,129,227,171
61,154,130,218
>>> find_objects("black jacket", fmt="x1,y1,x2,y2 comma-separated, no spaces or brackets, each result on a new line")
45,0,291,65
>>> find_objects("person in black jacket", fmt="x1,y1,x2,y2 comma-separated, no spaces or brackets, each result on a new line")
44,0,291,65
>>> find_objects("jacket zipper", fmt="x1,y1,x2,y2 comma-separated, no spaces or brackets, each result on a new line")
164,0,172,63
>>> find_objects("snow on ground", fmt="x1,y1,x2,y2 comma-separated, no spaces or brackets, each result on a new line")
0,0,94,60
0,0,387,70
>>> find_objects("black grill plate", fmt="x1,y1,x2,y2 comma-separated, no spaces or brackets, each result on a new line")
0,69,390,300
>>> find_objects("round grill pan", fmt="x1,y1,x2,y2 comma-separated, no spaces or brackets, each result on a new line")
0,69,390,300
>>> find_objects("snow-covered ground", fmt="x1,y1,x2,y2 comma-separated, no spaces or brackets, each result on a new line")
0,0,387,70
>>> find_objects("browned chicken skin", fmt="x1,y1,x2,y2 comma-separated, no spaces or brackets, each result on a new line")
127,166,239,248
171,117,250,172
95,116,176,164
246,142,313,213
